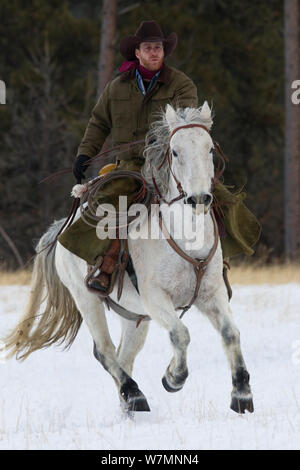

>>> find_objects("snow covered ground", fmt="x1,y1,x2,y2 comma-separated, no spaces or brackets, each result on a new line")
0,283,299,450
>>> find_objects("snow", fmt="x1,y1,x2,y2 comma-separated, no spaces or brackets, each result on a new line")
0,283,299,450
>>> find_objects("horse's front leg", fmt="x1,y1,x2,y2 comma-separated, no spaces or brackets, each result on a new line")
199,288,254,414
116,317,149,377
74,292,150,413
141,288,190,392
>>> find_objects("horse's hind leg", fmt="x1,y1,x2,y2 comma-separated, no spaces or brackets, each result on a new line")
199,290,254,414
55,247,150,412
141,289,190,393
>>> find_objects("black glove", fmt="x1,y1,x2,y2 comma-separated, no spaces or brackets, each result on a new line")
73,154,91,183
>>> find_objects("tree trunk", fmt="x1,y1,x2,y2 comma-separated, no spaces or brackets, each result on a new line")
97,0,117,97
284,0,300,259
0,225,24,269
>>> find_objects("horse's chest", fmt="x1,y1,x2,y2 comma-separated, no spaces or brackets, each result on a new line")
134,242,197,302
162,263,200,304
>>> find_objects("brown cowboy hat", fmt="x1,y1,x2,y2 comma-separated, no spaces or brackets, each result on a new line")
120,20,177,61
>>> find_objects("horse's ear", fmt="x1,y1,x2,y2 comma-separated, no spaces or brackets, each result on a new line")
199,101,211,119
199,101,213,129
165,104,178,129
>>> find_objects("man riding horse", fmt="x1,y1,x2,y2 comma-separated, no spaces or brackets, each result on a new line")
58,20,261,295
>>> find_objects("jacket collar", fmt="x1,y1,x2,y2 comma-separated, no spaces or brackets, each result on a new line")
120,63,171,84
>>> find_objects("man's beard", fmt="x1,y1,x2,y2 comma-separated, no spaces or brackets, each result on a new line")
142,56,164,71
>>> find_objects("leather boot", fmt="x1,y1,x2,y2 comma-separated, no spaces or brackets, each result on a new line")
86,238,121,296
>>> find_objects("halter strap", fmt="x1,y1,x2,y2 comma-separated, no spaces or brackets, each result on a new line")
153,123,229,204
170,123,211,139
154,124,212,205
157,124,211,173
158,203,219,318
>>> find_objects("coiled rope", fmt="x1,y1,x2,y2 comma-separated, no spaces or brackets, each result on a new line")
79,170,154,230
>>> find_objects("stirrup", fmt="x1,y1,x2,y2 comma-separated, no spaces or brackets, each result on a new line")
85,256,119,298
84,257,112,297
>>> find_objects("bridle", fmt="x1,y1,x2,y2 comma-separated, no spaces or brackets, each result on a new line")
151,123,228,206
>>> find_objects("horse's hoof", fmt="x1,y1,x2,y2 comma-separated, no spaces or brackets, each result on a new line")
127,392,151,412
121,387,150,412
120,379,150,412
162,367,188,393
230,395,254,414
162,376,183,393
127,398,150,412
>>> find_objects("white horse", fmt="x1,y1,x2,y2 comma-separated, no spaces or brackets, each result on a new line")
3,102,254,415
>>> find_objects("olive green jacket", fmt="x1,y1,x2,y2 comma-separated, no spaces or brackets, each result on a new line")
77,64,198,160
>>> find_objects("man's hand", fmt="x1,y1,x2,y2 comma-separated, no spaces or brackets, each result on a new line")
73,154,91,183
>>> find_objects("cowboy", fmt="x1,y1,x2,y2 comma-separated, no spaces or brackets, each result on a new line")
58,20,261,295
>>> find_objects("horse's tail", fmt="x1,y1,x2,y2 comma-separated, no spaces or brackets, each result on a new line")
3,219,82,361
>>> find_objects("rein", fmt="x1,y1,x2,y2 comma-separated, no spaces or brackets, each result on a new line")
39,139,145,184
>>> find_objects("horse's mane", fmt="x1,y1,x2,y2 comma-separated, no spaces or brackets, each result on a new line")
142,105,213,197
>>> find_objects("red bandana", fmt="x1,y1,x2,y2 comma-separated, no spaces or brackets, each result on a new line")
119,60,163,80
119,60,139,73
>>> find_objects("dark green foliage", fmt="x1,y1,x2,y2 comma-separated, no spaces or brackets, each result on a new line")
0,0,287,266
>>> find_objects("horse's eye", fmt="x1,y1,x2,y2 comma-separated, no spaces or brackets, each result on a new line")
210,147,214,154
172,150,178,158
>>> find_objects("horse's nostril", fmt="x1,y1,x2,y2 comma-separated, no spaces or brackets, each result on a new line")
202,193,212,206
186,194,212,208
186,196,197,208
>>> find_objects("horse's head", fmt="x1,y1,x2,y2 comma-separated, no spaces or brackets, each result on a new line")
143,102,215,213
164,102,214,212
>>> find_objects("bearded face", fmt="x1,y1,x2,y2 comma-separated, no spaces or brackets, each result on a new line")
135,41,164,71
